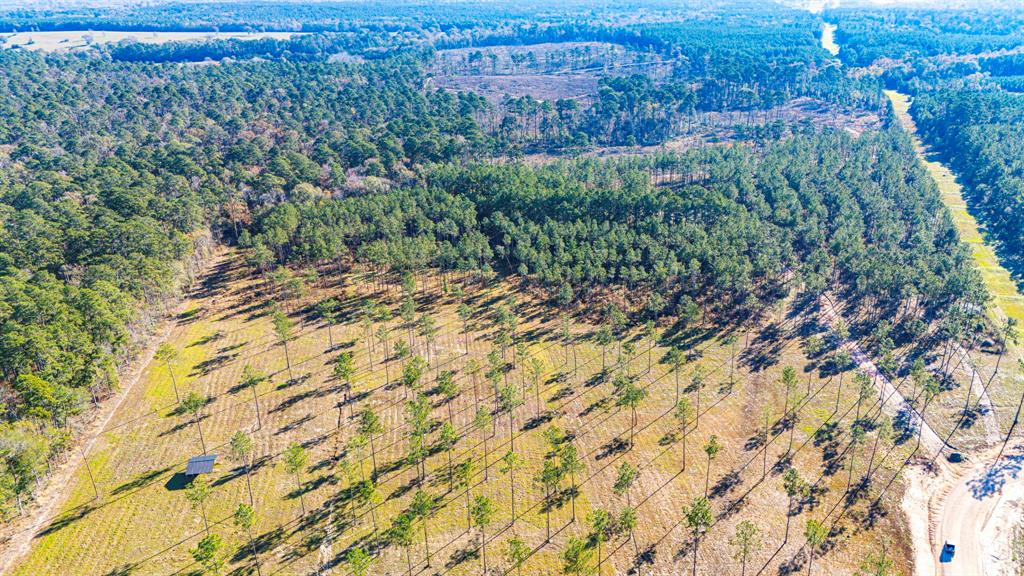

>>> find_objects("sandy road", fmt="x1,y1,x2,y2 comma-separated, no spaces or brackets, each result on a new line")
818,293,946,454
814,25,1024,576
924,444,1024,576
819,293,1024,576
818,293,1016,571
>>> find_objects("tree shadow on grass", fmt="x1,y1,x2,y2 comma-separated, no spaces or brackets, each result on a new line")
580,397,611,418
232,525,287,562
275,373,311,391
112,466,172,496
270,385,335,415
957,403,989,431
189,351,240,377
286,472,339,502
37,500,100,537
176,307,205,326
550,384,575,403
275,413,316,436
522,410,556,432
189,331,224,348
211,455,271,488
103,563,139,576
595,436,629,460
445,541,480,570
741,321,787,372
709,469,742,500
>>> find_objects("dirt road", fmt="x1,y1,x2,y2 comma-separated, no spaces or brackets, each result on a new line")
819,293,1024,576
0,247,223,575
817,25,1024,574
818,292,946,456
924,444,1024,576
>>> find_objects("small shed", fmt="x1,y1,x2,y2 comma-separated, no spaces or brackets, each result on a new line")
185,454,218,476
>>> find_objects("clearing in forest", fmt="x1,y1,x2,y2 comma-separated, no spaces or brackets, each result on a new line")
430,41,672,103
886,90,1024,328
821,24,839,57
14,250,953,576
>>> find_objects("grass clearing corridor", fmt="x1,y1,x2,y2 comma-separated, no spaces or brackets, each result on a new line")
886,89,1024,328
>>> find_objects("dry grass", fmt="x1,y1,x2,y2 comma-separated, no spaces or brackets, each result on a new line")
15,251,965,576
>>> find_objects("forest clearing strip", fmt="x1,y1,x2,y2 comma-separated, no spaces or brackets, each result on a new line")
886,89,1024,328
885,88,1024,576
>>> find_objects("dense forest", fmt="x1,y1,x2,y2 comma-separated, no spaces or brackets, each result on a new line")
830,7,1024,69
244,131,983,323
0,0,696,33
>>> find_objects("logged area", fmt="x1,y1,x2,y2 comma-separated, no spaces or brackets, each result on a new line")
13,250,923,576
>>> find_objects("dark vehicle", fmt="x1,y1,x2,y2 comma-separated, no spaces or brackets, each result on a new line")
947,452,964,463
941,542,956,563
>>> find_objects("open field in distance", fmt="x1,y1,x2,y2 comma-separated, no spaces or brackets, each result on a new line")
0,31,299,52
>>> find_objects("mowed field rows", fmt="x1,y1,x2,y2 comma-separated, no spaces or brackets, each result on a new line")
15,250,957,576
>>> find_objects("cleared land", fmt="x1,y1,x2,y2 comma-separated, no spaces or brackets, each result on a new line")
0,31,298,52
430,41,671,104
433,42,671,79
432,74,598,103
516,97,883,165
6,248,950,576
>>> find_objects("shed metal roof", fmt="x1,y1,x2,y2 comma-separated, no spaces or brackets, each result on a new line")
185,454,217,476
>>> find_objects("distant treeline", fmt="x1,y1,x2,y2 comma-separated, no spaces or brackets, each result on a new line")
0,0,724,34
829,7,1024,279
830,8,1024,68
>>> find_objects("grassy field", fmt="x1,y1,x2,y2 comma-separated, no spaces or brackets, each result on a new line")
0,31,299,53
886,89,1024,442
14,249,976,576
